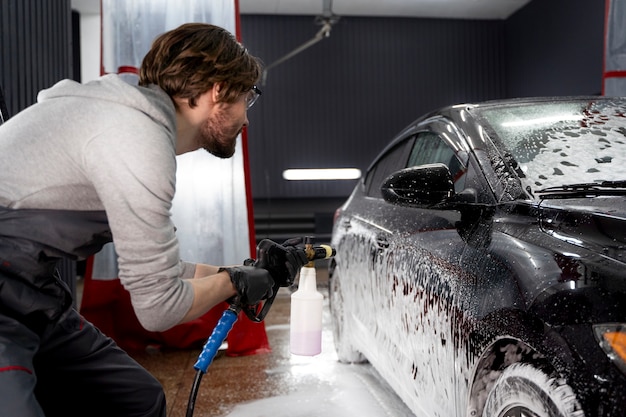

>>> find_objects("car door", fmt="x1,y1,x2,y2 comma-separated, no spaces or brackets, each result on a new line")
332,136,417,363
352,118,476,417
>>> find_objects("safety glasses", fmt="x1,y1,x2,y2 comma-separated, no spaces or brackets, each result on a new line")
246,85,262,110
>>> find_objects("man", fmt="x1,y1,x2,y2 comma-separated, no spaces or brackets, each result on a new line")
0,23,305,417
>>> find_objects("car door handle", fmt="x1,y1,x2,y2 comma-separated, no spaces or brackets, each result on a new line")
375,235,390,250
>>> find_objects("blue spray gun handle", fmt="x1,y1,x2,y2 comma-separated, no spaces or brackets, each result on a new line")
193,305,240,373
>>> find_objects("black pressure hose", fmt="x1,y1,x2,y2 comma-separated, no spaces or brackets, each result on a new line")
185,305,240,417
185,370,205,417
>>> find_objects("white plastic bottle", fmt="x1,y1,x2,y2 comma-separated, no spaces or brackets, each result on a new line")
290,265,323,356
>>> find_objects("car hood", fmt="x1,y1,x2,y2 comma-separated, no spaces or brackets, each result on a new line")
538,196,626,265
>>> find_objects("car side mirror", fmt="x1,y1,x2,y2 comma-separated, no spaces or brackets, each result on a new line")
381,163,454,208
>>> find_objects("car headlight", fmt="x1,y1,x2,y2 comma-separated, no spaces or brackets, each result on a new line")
594,323,626,374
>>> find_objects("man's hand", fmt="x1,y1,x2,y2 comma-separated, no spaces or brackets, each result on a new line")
256,238,309,287
219,266,274,306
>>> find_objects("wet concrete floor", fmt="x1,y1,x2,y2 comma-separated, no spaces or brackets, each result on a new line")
124,272,415,417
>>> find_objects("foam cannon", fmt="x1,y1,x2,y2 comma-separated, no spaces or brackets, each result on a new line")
186,238,335,417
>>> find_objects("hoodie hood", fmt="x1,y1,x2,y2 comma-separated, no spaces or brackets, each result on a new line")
37,74,176,136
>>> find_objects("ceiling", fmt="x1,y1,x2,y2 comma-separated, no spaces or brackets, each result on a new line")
71,0,531,20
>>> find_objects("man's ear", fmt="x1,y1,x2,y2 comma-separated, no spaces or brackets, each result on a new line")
211,82,223,103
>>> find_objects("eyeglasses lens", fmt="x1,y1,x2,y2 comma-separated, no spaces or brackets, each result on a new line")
246,86,262,109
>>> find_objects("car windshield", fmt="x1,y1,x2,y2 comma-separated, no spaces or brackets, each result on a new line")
474,98,626,198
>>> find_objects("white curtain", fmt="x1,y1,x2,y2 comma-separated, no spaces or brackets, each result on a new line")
604,0,626,96
101,0,237,74
94,0,251,280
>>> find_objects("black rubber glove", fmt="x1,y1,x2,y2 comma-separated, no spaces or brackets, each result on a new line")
280,237,310,279
219,266,275,306
256,238,309,287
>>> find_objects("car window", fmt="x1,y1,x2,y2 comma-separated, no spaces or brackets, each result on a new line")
364,138,414,198
407,131,466,192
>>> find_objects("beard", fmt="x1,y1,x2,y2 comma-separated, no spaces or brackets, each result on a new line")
198,107,243,159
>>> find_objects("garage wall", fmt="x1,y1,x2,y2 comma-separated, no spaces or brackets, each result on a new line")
240,1,605,241
0,0,74,118
241,1,605,204
241,16,507,201
504,0,605,97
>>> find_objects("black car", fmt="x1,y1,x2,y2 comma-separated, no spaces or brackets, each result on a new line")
329,96,626,417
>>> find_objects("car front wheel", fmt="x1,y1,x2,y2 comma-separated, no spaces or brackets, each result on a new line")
481,363,584,417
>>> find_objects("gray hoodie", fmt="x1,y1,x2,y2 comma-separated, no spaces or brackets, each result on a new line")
0,74,195,331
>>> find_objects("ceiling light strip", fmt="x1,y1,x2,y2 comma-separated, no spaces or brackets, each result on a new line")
282,168,361,181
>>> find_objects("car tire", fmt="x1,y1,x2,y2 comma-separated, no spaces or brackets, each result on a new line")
481,363,584,417
328,267,366,364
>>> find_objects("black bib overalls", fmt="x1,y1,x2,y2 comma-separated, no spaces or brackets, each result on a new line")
0,206,166,417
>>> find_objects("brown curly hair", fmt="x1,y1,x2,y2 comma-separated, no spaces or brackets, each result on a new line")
139,23,262,107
